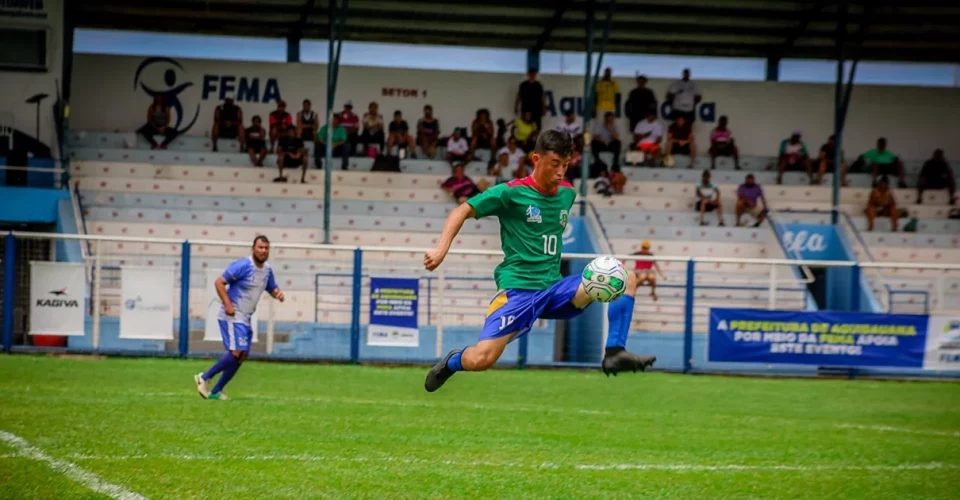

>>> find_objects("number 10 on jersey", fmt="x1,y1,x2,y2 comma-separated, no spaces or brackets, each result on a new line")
541,235,558,255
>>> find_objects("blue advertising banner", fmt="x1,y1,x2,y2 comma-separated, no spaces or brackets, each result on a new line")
780,224,846,261
368,277,419,347
708,309,929,368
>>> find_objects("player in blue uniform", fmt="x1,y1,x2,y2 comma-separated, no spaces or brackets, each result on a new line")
194,236,284,400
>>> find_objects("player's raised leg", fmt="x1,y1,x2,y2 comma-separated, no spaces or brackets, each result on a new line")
602,269,657,376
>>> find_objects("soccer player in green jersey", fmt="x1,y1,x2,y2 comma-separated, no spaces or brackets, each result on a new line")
423,130,655,392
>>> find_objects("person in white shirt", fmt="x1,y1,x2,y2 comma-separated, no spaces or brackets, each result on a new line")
555,109,583,148
445,128,470,167
591,112,622,169
666,68,701,124
495,136,526,170
695,169,725,226
632,110,663,159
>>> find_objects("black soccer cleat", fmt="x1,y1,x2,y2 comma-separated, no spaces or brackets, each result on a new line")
425,348,461,392
602,350,656,376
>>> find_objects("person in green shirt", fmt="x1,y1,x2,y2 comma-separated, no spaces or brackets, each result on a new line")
859,137,907,188
422,130,656,392
315,115,349,171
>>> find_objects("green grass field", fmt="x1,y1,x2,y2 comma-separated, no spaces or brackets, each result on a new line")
0,355,958,499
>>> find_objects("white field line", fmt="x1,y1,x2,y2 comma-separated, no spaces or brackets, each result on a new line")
65,452,960,473
0,431,148,500
833,423,960,438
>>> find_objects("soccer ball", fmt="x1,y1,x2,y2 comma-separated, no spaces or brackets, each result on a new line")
581,256,628,303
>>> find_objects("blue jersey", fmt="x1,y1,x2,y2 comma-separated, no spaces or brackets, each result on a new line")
218,256,277,325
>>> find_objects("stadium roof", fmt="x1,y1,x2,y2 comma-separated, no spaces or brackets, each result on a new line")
75,0,960,64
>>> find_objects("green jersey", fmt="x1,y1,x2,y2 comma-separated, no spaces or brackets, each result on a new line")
466,177,577,291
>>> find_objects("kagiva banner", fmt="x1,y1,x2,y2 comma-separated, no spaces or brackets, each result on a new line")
29,261,85,336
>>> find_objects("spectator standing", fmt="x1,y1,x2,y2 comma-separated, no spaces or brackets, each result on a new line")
495,118,509,150
386,110,414,157
859,138,907,188
866,176,899,231
515,70,546,130
632,110,663,160
445,128,470,167
211,97,243,152
470,109,496,155
296,99,318,142
441,164,482,204
666,68,701,123
591,112,622,170
595,67,620,115
625,74,657,133
776,130,813,185
736,174,767,227
632,241,666,301
417,105,440,159
339,101,360,156
709,115,739,170
917,149,956,205
666,114,696,167
512,111,539,152
817,135,847,187
137,95,177,150
276,125,307,183
268,100,293,153
316,114,349,171
244,115,268,167
496,136,526,171
359,101,385,155
696,170,725,226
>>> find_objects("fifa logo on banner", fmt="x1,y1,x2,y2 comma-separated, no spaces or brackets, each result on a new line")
783,230,826,254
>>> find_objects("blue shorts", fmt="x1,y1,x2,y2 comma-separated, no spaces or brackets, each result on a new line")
219,319,252,352
479,274,587,342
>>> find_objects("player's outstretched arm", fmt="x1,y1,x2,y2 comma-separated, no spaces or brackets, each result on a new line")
424,202,475,271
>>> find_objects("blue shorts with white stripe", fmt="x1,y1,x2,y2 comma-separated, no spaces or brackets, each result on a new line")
219,319,252,352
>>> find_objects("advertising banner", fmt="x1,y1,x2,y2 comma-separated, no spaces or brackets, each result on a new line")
119,267,175,340
29,261,85,336
368,277,419,347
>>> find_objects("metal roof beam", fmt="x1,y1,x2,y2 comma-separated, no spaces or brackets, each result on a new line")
531,0,572,53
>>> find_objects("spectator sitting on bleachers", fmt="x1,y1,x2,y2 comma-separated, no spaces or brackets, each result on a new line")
817,134,847,187
591,112,622,170
296,99,318,142
632,240,666,301
736,174,767,227
445,128,470,167
709,115,739,170
515,70,545,130
211,97,243,152
416,105,441,159
859,137,907,188
488,151,512,185
666,114,696,168
137,95,178,150
917,149,955,205
555,109,583,149
316,114,349,171
625,74,657,133
386,110,414,158
340,101,360,156
276,124,306,183
360,101,384,155
867,176,898,231
666,68,701,124
776,130,813,185
441,164,482,204
696,170,725,226
470,109,495,156
513,111,539,152
497,136,526,172
268,100,292,153
595,67,619,115
244,115,268,167
631,110,662,161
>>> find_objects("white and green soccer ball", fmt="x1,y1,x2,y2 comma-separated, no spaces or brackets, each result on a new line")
581,256,628,303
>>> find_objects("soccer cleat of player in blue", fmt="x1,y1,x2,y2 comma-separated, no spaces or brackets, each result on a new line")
602,349,656,377
425,349,461,392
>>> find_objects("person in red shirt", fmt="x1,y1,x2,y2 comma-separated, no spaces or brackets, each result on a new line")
339,100,360,157
632,240,666,301
268,100,293,153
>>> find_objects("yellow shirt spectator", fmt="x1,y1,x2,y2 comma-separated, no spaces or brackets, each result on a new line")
513,117,538,142
595,78,620,113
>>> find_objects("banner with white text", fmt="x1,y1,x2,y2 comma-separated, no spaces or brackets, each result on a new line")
29,261,85,336
368,277,419,347
119,267,175,340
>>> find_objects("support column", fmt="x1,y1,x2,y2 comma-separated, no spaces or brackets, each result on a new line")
831,1,848,225
322,0,347,244
765,57,780,82
286,37,301,63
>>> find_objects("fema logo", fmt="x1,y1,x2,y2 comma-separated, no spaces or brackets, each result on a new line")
133,57,201,134
124,298,137,310
941,321,960,350
526,205,542,223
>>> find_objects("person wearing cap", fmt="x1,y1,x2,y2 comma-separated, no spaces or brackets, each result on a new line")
417,105,441,159
631,241,666,301
776,130,813,185
211,97,243,153
445,128,470,167
736,174,768,227
296,99,318,142
625,74,657,133
339,100,360,156
268,100,293,153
